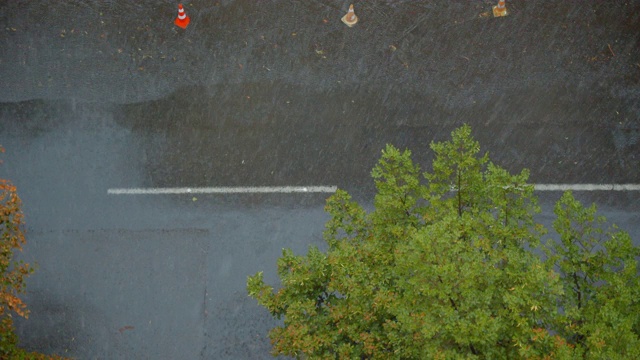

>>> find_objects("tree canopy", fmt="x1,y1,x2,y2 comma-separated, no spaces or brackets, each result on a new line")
0,146,67,359
247,125,640,359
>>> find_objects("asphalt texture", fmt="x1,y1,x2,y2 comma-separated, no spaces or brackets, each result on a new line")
0,0,639,358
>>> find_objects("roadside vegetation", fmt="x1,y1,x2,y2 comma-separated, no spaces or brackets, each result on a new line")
0,147,68,359
248,125,640,359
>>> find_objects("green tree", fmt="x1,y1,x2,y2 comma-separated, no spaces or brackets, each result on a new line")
247,126,638,359
545,191,640,359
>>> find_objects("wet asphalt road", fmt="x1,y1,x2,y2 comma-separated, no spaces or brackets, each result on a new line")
0,1,639,358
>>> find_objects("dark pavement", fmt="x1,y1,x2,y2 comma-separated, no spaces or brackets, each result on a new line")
0,1,639,358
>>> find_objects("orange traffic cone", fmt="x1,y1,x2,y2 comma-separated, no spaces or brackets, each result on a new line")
493,0,508,17
175,4,190,29
341,4,358,27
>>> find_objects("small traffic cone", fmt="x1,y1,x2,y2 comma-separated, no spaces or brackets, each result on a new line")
493,0,508,17
175,4,190,29
341,4,358,27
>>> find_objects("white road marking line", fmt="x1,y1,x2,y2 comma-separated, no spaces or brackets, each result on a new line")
534,184,640,191
107,186,338,195
107,184,640,195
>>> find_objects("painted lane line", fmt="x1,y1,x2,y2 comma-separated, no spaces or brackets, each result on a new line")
534,184,640,191
107,186,338,195
107,184,640,195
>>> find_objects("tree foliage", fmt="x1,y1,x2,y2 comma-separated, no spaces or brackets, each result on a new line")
0,147,68,359
545,192,640,359
247,126,640,359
